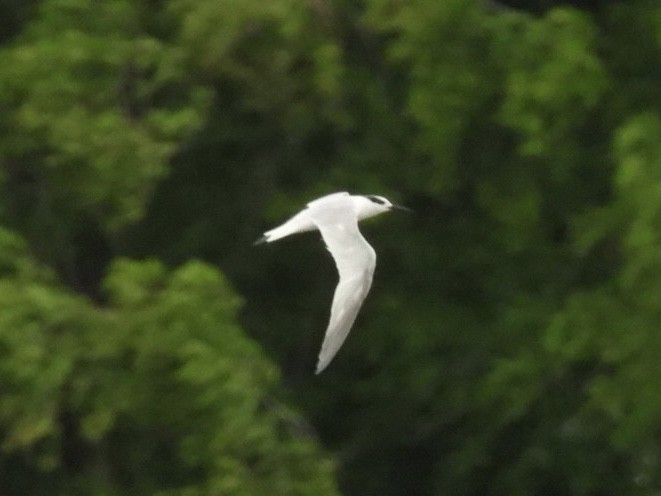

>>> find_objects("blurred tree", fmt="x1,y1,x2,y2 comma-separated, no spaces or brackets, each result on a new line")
0,0,658,495
0,0,39,42
0,230,338,495
0,0,209,294
0,0,339,494
170,1,655,495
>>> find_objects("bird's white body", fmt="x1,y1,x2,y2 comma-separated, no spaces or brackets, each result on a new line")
259,192,392,244
256,192,401,373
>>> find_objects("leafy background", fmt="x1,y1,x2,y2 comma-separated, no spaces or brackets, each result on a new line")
0,0,658,495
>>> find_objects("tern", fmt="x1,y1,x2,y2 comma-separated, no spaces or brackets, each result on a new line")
255,192,409,374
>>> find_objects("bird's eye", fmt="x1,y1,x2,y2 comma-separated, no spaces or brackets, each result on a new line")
366,195,386,205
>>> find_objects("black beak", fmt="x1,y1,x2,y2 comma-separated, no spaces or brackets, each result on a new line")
390,203,413,212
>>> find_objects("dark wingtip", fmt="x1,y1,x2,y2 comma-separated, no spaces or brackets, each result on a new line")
253,235,268,246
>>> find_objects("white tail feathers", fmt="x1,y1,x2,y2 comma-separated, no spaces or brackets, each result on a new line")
255,211,316,244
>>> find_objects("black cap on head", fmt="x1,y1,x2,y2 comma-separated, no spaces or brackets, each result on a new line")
366,195,386,205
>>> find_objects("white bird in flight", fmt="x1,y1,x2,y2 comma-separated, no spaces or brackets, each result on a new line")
255,192,410,374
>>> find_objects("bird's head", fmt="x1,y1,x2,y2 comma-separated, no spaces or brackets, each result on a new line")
355,194,411,220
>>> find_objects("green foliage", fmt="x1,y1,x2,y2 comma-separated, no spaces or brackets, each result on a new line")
0,0,209,238
495,8,606,159
0,0,658,495
0,242,337,495
367,0,489,191
543,112,661,490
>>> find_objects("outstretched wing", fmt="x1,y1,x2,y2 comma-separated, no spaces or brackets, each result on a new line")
308,199,376,374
